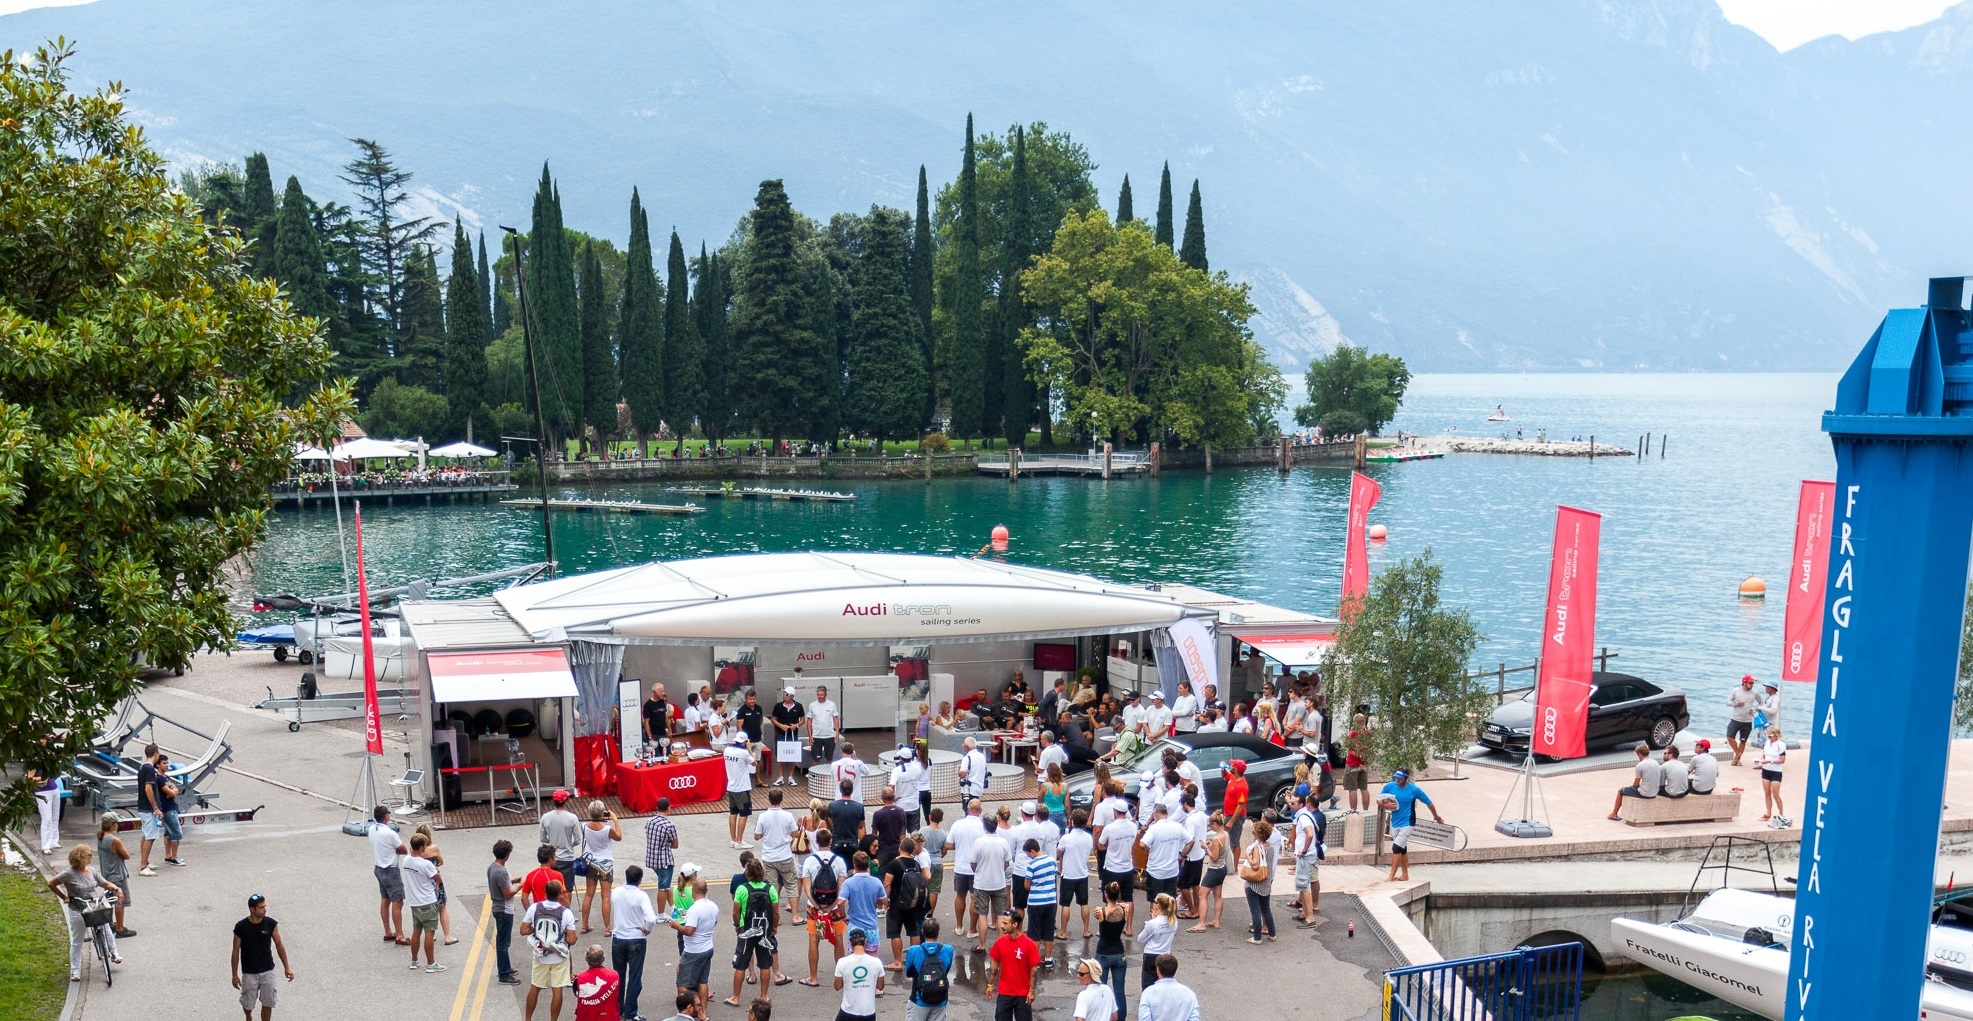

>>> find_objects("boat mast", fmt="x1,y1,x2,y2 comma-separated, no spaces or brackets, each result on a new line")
501,225,556,577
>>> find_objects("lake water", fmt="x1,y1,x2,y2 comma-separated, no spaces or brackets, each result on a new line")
251,372,1839,736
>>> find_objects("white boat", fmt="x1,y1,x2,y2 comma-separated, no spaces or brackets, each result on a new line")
1487,404,1511,422
1610,887,1973,1019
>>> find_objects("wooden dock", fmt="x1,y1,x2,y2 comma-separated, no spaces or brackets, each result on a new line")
273,483,517,507
1364,450,1445,463
667,486,856,502
974,455,1151,477
501,498,704,516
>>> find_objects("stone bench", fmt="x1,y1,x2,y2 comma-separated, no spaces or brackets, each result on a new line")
1621,788,1741,826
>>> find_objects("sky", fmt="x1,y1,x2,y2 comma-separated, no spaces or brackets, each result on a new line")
0,0,1963,52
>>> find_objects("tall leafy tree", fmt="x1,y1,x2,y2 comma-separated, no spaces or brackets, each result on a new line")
1294,344,1410,435
315,199,387,386
1116,174,1134,223
844,207,925,446
664,230,702,449
1180,180,1209,271
339,138,444,343
619,188,664,456
262,176,333,325
909,166,936,430
1154,162,1174,248
578,241,615,452
996,127,1035,447
527,165,581,447
730,179,828,447
693,243,733,444
0,41,350,818
948,115,986,443
443,224,488,440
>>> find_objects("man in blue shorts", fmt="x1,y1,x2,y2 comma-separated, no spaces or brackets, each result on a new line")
1378,769,1441,883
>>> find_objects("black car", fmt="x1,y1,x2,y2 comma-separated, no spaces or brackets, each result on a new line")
1065,732,1332,821
1477,671,1690,757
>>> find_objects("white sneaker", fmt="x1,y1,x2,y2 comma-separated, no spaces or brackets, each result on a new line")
739,841,754,849
138,866,157,877
426,963,447,973
409,960,421,969
729,840,741,849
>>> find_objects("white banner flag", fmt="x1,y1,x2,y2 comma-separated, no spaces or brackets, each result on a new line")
1168,617,1220,696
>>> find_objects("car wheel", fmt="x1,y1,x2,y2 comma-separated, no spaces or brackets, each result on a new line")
1268,782,1297,816
1648,716,1678,749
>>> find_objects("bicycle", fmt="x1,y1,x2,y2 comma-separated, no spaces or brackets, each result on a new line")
77,890,118,987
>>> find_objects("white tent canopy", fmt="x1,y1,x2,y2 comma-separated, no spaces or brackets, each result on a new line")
493,551,1210,646
331,437,412,460
428,440,497,458
292,443,333,462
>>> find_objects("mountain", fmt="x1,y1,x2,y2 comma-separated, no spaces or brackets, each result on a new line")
6,0,1971,374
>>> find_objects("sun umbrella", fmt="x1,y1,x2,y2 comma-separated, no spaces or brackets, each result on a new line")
293,443,333,462
427,440,498,458
330,437,412,461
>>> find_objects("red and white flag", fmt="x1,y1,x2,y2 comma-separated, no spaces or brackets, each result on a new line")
1782,480,1836,683
353,502,384,756
1532,505,1601,760
1340,471,1382,612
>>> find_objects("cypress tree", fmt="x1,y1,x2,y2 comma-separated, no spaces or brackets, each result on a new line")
477,232,492,341
732,180,827,448
948,115,986,443
262,176,333,325
240,152,278,271
528,164,581,447
578,241,616,453
1180,179,1209,271
489,232,512,337
1155,162,1175,248
1116,174,1135,224
693,244,731,444
398,245,447,389
998,127,1035,448
664,230,702,450
909,165,936,431
443,224,488,440
619,189,664,456
845,207,924,446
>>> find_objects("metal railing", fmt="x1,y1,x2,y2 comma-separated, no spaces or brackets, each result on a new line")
1385,942,1583,1021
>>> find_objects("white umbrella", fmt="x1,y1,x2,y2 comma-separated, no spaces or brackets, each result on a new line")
428,440,497,458
293,443,333,462
330,437,412,461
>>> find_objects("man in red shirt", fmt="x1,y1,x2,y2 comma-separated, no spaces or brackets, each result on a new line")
1344,712,1370,813
521,844,561,909
573,944,622,1021
1223,759,1251,851
986,913,1040,1021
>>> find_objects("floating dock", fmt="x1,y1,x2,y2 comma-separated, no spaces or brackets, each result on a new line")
667,487,856,502
1364,450,1446,463
501,498,704,516
974,455,1151,477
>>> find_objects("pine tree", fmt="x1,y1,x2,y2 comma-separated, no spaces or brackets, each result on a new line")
340,139,444,342
663,230,702,450
1116,174,1135,224
844,207,924,446
909,165,936,431
948,115,986,443
527,165,581,447
578,241,615,453
262,176,333,326
477,232,492,344
316,200,387,387
240,152,277,271
443,224,488,440
694,244,732,444
732,179,827,447
998,127,1035,448
1155,162,1175,248
619,189,664,456
1180,179,1209,271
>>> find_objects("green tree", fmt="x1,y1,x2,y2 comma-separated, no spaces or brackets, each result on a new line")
693,244,734,443
909,166,936,430
443,224,487,440
619,189,663,456
362,376,450,440
488,231,511,337
578,241,615,452
996,127,1035,448
477,232,492,347
0,41,347,818
1154,162,1174,248
240,152,277,271
1179,180,1208,272
262,176,333,325
315,199,388,387
844,207,924,445
730,180,828,447
176,161,246,227
1116,174,1134,223
527,165,581,447
664,230,702,449
1957,587,1973,731
1295,344,1411,435
1321,551,1487,775
398,244,446,387
948,115,987,443
339,138,444,342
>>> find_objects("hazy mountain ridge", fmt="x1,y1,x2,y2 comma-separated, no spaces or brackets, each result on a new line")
4,0,1966,374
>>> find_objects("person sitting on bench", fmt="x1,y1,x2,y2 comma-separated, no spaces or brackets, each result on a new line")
1607,743,1661,821
1658,746,1689,799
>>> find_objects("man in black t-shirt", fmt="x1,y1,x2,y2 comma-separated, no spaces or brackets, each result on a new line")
231,893,293,1020
770,688,806,786
870,788,908,867
736,689,766,746
642,684,674,746
826,779,866,860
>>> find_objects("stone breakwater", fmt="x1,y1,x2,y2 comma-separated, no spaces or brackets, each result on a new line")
1414,435,1635,458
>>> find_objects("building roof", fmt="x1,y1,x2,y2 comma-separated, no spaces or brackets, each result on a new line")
399,597,539,651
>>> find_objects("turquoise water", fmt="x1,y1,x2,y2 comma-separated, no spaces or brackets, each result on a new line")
252,373,1838,735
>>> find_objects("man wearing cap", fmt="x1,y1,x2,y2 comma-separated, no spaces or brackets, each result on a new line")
231,893,293,1021
771,689,806,786
959,738,990,804
1689,739,1720,795
806,685,840,767
1143,691,1174,740
1289,786,1325,925
725,737,758,850
541,791,584,895
1379,770,1441,883
1120,691,1147,739
890,748,926,830
1006,802,1049,912
1724,675,1758,766
1757,680,1782,736
1222,759,1250,851
736,689,767,779
1071,956,1116,1021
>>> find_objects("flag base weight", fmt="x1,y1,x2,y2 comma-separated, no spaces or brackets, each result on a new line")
1494,819,1552,838
1493,752,1553,839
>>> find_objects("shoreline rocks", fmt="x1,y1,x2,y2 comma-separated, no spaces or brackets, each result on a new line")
1413,435,1635,458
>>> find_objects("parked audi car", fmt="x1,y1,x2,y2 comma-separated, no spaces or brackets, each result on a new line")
1065,732,1332,820
1477,671,1690,757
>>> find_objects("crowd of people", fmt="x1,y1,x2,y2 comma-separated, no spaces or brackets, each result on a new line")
1608,673,1791,828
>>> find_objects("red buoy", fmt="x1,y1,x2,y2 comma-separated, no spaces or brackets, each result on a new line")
990,524,1010,551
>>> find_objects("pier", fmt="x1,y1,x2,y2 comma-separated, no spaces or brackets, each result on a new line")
500,497,704,516
667,486,855,502
271,477,517,507
975,451,1153,477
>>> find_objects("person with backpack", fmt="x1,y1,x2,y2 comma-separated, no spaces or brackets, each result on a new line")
903,916,955,1021
522,879,578,1021
799,829,849,988
1291,785,1325,926
883,833,930,969
726,858,784,1006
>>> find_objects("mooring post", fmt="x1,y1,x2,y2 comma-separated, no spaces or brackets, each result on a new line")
924,449,932,484
1009,447,1020,482
1354,434,1367,470
1660,434,1667,458
1102,441,1112,480
1279,437,1291,473
1589,434,1595,461
1150,442,1161,477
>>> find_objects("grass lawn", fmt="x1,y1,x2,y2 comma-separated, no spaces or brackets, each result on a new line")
0,864,68,1020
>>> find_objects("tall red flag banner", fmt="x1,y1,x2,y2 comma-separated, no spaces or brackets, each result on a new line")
353,503,385,756
1340,471,1382,610
1782,480,1837,683
1532,505,1601,759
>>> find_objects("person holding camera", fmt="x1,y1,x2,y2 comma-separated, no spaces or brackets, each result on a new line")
578,801,622,934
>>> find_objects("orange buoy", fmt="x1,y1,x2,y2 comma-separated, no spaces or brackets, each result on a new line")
1368,523,1388,541
1739,576,1767,600
990,524,1010,551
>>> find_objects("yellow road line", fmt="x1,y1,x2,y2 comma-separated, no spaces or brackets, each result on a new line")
447,896,493,1021
466,916,498,1021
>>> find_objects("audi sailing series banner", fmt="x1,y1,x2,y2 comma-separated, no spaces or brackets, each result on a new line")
1341,471,1382,611
1782,480,1836,684
353,503,385,757
1532,505,1601,759
1167,617,1220,696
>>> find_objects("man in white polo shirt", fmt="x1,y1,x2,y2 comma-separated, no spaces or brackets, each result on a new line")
805,684,840,766
725,736,757,850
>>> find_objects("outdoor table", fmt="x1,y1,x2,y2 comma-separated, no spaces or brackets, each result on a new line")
998,734,1039,765
617,756,726,813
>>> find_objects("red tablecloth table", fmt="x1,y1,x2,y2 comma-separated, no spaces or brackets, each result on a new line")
616,756,727,813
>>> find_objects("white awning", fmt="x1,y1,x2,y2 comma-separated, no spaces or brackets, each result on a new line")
331,437,413,460
1231,630,1338,667
428,441,497,458
428,648,578,703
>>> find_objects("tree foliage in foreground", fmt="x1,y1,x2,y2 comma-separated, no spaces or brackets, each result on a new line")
0,41,349,821
1321,551,1486,776
1955,586,1973,731
1295,343,1411,436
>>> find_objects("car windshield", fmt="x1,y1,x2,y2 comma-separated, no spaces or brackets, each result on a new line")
1114,738,1183,773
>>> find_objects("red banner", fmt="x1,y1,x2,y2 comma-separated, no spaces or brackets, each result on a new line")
353,503,384,756
1533,505,1601,759
1782,480,1836,683
1341,471,1382,611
